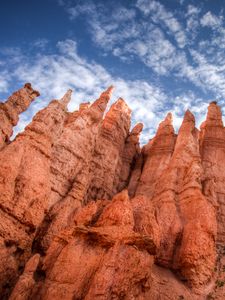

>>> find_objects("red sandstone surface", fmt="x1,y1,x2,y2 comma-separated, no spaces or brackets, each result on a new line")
0,84,225,299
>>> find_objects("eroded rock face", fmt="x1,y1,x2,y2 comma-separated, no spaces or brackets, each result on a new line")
37,87,115,251
21,190,156,300
200,102,225,244
0,83,39,150
133,110,216,288
136,112,176,198
0,90,70,297
0,85,224,299
86,98,132,201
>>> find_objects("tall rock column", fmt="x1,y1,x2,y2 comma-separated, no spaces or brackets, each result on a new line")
134,113,181,269
199,101,225,245
171,110,217,287
86,98,132,201
0,83,40,149
0,90,71,296
135,112,176,198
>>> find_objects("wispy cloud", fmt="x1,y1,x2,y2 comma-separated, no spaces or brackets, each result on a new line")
0,74,9,93
136,0,187,48
184,49,225,97
185,4,201,40
59,0,225,101
200,11,223,28
2,0,225,145
0,40,173,144
0,39,212,144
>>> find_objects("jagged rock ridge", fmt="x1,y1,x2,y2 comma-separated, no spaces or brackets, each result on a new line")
0,84,225,299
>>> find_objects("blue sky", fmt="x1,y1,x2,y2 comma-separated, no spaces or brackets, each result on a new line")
1,0,225,143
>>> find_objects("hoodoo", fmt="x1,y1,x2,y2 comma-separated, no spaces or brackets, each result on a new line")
0,84,225,299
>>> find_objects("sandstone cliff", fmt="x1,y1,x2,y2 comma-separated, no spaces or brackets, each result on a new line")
0,85,225,299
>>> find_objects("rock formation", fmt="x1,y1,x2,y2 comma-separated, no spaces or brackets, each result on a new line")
0,84,225,299
0,83,40,150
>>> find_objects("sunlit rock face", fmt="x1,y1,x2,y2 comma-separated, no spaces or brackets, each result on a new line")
0,85,225,299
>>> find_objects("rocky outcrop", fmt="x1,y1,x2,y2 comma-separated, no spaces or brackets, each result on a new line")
0,90,70,297
13,190,157,300
0,84,225,299
37,87,115,251
134,111,216,287
49,87,113,209
199,102,225,244
86,98,132,201
113,122,143,194
0,83,39,150
171,110,216,287
136,112,176,197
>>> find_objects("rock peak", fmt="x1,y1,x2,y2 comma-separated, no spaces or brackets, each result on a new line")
177,109,195,137
24,83,40,97
165,112,173,123
210,100,217,105
105,85,114,97
183,109,195,122
90,86,114,114
59,89,72,108
0,83,40,149
130,123,143,135
156,112,174,136
114,97,131,113
205,101,223,126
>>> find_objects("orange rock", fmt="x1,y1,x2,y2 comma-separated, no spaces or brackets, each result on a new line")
113,122,143,194
0,90,70,294
25,190,156,299
171,110,216,287
9,254,40,300
37,87,114,251
86,98,132,201
0,85,223,299
200,102,225,244
0,83,39,149
136,112,176,197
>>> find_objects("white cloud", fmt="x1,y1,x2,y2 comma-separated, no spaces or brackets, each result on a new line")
179,49,225,99
119,27,188,75
59,0,188,76
0,75,9,93
200,11,223,28
185,4,201,40
0,39,215,145
186,5,201,16
0,40,171,144
136,0,187,48
4,0,225,145
57,0,225,105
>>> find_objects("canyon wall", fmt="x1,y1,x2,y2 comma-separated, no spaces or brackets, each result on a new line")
0,85,225,299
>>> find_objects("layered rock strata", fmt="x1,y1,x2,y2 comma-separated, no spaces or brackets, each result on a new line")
0,85,225,299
